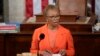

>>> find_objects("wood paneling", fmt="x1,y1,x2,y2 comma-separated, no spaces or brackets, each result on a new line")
0,32,100,56
20,23,93,32
4,33,32,56
36,15,77,22
0,34,4,56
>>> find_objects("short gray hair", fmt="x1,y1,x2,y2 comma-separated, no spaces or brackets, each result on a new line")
43,5,60,17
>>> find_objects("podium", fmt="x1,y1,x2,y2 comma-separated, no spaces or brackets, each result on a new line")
20,15,96,32
36,15,77,22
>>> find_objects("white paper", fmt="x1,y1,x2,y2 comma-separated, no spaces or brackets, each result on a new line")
52,54,61,56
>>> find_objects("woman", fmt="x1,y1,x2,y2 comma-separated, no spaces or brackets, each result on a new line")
30,5,75,56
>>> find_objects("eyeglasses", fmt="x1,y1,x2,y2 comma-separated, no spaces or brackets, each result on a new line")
46,15,60,19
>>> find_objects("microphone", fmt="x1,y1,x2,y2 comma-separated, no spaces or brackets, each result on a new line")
37,33,45,56
39,33,45,40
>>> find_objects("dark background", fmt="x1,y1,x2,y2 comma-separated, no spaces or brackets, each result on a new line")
0,0,3,15
0,0,3,22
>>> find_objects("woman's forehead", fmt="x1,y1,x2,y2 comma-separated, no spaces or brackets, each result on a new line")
47,9,59,14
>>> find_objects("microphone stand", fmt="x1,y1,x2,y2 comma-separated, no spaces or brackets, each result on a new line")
37,40,40,56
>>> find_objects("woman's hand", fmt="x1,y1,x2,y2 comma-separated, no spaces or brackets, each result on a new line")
59,49,66,56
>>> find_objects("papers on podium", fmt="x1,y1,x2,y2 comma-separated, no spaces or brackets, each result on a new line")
52,54,61,56
17,52,61,56
17,52,37,56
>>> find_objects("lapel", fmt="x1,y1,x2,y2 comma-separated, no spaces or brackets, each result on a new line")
41,24,51,49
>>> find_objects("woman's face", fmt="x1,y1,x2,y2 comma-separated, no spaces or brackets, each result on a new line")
46,9,60,27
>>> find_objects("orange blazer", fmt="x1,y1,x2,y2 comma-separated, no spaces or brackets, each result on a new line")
30,24,75,56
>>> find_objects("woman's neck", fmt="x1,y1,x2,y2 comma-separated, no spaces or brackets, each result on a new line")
47,24,58,30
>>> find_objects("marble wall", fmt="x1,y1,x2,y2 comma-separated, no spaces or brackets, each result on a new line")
95,0,100,22
58,0,86,16
4,0,25,23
